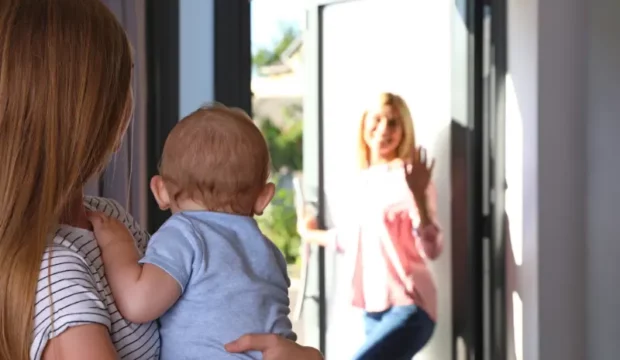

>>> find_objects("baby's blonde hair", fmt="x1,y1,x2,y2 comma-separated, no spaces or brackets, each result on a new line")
160,104,271,215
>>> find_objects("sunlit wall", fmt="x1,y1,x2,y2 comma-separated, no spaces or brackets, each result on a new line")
505,0,593,358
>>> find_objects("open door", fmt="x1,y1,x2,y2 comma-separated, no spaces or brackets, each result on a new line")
303,0,459,358
301,0,506,358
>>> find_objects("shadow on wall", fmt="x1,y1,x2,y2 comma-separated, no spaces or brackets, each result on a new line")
449,122,521,360
449,120,469,359
416,121,453,360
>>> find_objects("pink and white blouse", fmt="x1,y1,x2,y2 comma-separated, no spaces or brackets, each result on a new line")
327,164,442,320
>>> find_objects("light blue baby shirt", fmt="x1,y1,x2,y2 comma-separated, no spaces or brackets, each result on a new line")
139,211,295,360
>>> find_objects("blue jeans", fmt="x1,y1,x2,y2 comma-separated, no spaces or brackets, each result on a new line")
352,305,435,360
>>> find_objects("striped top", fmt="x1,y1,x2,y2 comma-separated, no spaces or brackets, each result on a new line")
30,196,160,360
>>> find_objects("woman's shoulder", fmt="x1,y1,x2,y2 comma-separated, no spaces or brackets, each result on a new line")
42,225,109,306
83,196,132,223
31,198,158,360
33,235,111,360
33,233,159,360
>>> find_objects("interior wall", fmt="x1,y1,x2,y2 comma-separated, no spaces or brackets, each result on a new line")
585,0,620,358
506,0,597,359
537,0,587,358
504,0,539,359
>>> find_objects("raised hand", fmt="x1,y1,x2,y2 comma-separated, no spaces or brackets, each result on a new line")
404,146,435,207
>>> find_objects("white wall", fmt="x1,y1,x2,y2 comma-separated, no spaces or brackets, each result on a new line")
507,0,620,359
536,0,587,358
585,0,620,358
506,0,590,357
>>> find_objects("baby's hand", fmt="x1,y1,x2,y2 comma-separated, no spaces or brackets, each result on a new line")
87,211,134,249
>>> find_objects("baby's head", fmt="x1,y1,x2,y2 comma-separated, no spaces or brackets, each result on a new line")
151,104,274,216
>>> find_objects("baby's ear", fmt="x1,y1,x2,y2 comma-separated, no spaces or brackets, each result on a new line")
253,183,275,216
150,175,171,211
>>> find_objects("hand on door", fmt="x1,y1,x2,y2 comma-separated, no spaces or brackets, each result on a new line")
297,214,318,238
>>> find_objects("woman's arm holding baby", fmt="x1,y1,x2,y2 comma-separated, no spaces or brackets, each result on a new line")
227,334,323,360
88,212,181,324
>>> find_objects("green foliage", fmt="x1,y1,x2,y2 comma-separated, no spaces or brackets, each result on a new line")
259,117,303,171
256,179,300,264
255,104,303,263
252,48,274,69
252,23,304,263
252,26,299,68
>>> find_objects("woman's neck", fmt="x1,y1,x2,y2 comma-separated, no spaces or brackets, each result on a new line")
369,153,399,167
59,189,91,230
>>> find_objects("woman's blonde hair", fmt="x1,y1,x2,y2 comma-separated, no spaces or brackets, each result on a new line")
357,92,416,169
0,1,133,358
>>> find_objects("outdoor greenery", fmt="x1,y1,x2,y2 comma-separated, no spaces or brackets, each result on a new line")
256,175,300,264
253,24,304,264
259,113,303,171
255,107,303,264
252,26,299,69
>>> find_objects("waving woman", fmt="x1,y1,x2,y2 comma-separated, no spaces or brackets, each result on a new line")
299,92,442,360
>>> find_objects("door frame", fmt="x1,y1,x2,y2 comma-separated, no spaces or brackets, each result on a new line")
304,0,371,353
145,0,252,233
303,0,491,358
487,0,508,357
303,0,508,357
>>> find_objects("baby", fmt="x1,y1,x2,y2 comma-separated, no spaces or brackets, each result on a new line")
90,104,295,359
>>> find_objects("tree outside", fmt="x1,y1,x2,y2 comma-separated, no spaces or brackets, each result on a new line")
252,25,304,264
253,26,299,69
255,108,303,264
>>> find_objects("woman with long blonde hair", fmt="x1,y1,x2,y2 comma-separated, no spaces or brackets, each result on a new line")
0,1,321,359
300,92,442,359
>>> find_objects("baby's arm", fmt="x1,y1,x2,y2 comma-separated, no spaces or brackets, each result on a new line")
89,212,182,324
